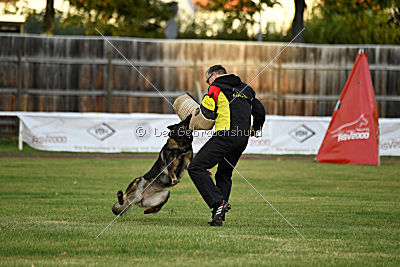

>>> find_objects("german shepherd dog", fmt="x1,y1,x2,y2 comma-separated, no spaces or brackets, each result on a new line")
112,115,193,216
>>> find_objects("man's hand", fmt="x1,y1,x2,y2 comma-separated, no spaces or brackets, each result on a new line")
250,126,261,138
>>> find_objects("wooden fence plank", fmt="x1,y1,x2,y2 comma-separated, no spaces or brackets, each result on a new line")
0,34,399,117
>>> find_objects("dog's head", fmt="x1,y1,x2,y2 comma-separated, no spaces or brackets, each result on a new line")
167,115,193,146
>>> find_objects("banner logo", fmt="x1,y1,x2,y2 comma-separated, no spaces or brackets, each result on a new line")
134,122,151,140
331,114,370,142
32,135,67,144
289,124,315,143
87,123,115,141
380,137,400,151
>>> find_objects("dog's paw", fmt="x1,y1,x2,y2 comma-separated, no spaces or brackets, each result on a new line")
112,203,120,215
144,206,161,214
171,178,180,186
117,190,124,205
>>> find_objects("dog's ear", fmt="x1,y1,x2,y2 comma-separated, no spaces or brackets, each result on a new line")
167,124,175,131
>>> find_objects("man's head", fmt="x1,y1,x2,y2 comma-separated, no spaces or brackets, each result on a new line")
205,65,227,85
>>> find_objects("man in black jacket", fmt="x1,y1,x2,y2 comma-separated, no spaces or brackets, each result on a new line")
188,65,266,226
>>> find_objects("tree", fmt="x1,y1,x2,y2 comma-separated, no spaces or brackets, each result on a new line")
305,0,400,44
66,0,176,37
43,0,55,34
292,0,306,42
194,0,280,40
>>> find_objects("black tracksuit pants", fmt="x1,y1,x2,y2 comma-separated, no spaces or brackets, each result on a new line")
188,133,249,209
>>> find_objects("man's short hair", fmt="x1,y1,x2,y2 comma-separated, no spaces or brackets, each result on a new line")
205,65,227,76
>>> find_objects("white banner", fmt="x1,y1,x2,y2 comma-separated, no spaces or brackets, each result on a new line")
254,115,331,155
379,118,400,156
16,112,400,156
18,113,179,153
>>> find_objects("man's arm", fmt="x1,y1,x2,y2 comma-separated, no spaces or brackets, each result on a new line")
199,85,221,120
207,85,221,102
251,98,266,131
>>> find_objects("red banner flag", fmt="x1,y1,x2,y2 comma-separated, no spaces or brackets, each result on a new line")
316,51,380,165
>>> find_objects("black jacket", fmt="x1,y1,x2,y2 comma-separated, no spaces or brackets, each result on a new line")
201,74,266,133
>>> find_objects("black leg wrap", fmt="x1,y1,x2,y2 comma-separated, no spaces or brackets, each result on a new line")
117,190,124,205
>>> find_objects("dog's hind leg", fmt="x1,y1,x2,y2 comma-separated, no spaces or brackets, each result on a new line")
123,177,143,201
143,191,170,214
111,177,145,215
117,190,124,205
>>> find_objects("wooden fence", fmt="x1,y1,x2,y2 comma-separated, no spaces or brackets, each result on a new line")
1,33,399,121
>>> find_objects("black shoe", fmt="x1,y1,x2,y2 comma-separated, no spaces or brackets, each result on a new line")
210,221,223,227
210,210,223,226
209,201,231,226
211,208,226,221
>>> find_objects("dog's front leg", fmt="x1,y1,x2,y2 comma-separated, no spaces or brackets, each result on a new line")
183,150,193,170
168,158,180,186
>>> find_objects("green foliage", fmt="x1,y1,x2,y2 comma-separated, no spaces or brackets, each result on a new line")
13,0,400,43
25,10,86,35
24,0,176,37
181,0,280,40
24,12,44,34
305,0,400,44
66,0,176,37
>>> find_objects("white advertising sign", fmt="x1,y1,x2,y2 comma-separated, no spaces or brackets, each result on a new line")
18,113,177,153
251,115,331,155
16,112,400,156
379,118,400,156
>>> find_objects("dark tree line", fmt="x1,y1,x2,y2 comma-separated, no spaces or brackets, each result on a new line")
24,0,400,44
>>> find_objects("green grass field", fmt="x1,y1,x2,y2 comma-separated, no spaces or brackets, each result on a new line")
0,155,399,266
